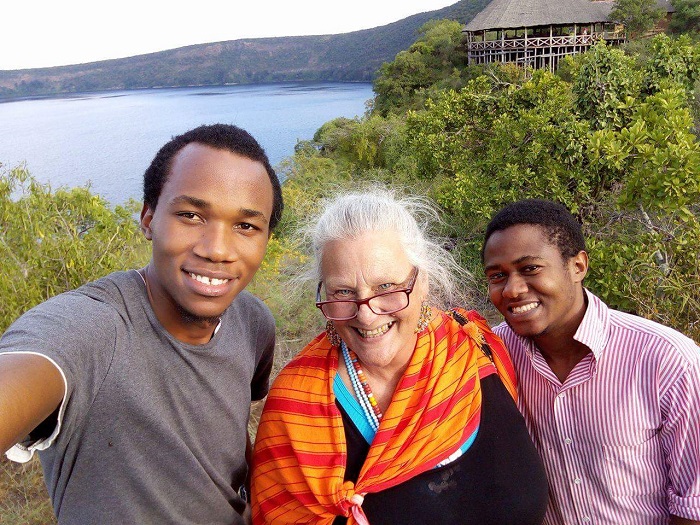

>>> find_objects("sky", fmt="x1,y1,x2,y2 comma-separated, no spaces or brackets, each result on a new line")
2,1,457,70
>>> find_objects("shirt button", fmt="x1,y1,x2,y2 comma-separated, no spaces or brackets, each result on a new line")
565,438,573,445
574,478,582,485
582,518,591,523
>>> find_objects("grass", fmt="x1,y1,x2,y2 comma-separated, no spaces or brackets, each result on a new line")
0,456,55,524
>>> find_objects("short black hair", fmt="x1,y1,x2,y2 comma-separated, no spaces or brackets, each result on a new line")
143,123,283,231
482,199,586,261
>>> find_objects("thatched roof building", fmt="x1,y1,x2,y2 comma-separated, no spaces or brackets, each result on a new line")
463,0,674,70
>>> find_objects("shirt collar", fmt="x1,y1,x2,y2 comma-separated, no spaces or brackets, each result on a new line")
572,289,610,360
519,288,609,361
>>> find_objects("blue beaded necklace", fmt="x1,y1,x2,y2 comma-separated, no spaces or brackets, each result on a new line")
340,341,383,431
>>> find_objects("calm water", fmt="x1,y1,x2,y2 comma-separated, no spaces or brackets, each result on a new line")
0,83,373,204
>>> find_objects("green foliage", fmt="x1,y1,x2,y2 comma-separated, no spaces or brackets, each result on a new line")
592,87,700,211
621,34,700,133
373,20,474,116
693,78,700,135
609,0,665,36
394,41,700,339
276,112,425,235
644,34,700,94
0,165,149,332
644,34,700,133
313,113,420,174
406,69,592,224
587,207,700,339
571,41,643,131
274,155,352,239
669,0,700,34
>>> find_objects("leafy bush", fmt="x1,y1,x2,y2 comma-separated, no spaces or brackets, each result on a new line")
669,0,700,35
279,37,700,339
0,165,149,333
609,0,665,36
373,20,475,116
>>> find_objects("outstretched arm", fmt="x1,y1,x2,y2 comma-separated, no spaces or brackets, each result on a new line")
0,353,64,455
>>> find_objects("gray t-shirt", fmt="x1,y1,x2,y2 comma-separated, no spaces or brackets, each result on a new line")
0,270,275,525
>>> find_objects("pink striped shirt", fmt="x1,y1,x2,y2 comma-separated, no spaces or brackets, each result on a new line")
494,289,700,525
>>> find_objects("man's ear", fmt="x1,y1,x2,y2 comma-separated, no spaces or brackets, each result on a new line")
570,250,589,283
140,203,154,241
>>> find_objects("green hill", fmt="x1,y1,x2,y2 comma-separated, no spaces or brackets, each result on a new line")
0,0,489,99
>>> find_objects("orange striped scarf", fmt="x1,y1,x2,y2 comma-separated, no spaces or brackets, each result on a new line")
251,309,516,525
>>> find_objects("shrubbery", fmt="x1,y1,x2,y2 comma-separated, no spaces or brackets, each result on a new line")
0,165,150,332
281,27,700,341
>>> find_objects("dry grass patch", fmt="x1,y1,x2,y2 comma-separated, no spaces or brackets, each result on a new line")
0,456,55,524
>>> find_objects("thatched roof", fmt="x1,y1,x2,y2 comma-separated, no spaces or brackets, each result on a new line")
464,0,673,31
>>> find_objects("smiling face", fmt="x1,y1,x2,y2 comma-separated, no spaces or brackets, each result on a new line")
483,224,588,346
320,230,427,376
140,143,274,343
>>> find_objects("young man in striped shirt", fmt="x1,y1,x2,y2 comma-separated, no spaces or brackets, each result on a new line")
482,198,700,525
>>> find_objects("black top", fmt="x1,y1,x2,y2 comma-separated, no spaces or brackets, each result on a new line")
333,373,549,525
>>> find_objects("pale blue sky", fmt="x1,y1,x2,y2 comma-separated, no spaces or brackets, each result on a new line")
3,1,456,70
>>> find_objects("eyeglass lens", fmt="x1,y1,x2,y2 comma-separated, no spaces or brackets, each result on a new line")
320,290,409,319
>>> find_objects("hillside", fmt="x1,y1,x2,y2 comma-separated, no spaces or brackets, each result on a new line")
0,0,490,99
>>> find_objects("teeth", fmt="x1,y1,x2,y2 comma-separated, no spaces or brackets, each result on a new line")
358,322,393,338
512,302,539,314
190,273,229,286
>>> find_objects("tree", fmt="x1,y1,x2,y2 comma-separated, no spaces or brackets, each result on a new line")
401,44,700,339
643,34,700,94
0,165,149,332
609,0,665,36
372,20,470,116
571,41,643,131
669,0,700,34
406,69,594,222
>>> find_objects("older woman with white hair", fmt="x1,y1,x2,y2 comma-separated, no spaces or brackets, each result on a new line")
251,189,547,525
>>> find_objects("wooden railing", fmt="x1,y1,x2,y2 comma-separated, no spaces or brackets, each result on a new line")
467,33,624,50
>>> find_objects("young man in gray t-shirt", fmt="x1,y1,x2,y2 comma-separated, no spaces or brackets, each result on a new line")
0,123,284,525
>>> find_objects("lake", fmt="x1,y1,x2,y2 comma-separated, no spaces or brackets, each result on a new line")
0,82,374,205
